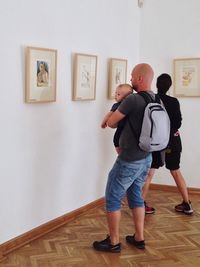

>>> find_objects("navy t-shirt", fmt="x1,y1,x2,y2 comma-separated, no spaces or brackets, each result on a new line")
111,102,126,147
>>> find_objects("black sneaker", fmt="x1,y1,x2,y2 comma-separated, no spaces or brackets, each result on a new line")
126,235,145,249
144,201,155,214
93,235,121,253
175,201,193,215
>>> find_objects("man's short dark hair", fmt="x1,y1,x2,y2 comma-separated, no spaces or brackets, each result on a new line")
156,73,172,94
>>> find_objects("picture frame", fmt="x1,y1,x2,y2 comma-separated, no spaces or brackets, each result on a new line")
108,58,128,99
173,58,200,97
73,53,97,101
25,46,57,103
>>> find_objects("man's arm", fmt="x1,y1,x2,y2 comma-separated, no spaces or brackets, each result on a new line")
107,110,125,128
173,99,182,129
101,111,113,128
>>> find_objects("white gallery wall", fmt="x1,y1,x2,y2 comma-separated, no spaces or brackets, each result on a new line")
140,0,200,187
0,0,140,243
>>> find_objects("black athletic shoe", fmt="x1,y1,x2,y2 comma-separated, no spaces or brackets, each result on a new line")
126,235,145,249
175,201,193,215
93,235,121,253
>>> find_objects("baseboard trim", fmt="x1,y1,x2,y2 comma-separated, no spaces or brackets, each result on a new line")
150,183,200,194
0,197,104,261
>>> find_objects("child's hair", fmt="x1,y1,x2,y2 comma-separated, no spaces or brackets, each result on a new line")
117,83,133,94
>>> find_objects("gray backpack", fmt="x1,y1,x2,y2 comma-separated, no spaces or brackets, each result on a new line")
129,92,170,152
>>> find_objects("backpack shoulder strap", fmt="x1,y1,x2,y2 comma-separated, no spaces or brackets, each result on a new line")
138,91,154,104
155,93,161,104
138,91,161,104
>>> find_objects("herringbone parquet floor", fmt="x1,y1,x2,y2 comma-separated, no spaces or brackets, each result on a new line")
1,190,200,267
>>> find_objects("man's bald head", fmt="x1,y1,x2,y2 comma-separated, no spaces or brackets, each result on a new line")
131,63,154,92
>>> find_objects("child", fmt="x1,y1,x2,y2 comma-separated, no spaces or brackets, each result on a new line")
101,84,133,154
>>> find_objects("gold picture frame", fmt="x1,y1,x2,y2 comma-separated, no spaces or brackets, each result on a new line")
25,46,57,103
173,58,200,97
108,58,127,99
73,53,97,101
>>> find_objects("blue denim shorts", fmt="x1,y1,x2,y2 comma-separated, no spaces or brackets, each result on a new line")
105,155,152,212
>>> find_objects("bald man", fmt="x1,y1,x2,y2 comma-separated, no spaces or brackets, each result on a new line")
93,63,154,253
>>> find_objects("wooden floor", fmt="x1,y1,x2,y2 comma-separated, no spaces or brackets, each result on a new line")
1,190,200,267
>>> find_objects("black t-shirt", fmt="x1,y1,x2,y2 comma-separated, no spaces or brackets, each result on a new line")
159,93,182,152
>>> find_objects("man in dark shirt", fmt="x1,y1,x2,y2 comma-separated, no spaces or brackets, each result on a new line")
143,73,193,215
93,63,154,253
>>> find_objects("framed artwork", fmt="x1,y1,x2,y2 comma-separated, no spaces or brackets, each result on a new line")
173,58,200,97
25,46,57,103
108,58,127,99
73,53,97,101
